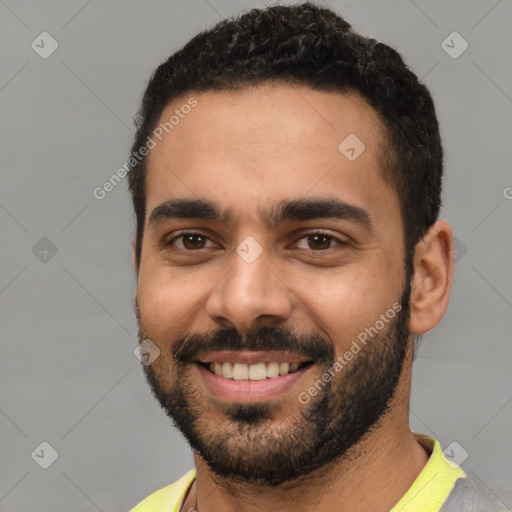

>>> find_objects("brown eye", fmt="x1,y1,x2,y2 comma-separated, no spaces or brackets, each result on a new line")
169,232,212,250
182,234,206,250
307,233,333,250
294,231,347,252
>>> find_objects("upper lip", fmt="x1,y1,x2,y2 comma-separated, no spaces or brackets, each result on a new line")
195,350,313,365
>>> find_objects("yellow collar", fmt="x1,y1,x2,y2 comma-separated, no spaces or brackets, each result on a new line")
131,432,466,512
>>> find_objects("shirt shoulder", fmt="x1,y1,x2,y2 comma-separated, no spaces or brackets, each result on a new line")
391,433,510,512
390,432,466,512
130,468,196,512
439,473,511,512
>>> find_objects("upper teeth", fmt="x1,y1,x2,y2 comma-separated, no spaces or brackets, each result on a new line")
208,362,301,380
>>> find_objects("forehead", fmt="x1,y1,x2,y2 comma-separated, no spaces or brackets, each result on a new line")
144,83,398,228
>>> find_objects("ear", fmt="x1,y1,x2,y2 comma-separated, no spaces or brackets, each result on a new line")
409,220,454,335
132,234,139,279
132,235,141,317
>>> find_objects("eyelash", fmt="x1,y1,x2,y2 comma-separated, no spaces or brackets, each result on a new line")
167,230,347,252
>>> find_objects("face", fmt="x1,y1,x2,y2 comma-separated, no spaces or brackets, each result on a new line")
135,84,412,486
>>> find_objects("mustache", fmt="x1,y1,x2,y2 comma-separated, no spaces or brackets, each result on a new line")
172,326,334,365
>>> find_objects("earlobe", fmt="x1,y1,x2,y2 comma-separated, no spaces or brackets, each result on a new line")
134,294,140,321
409,220,454,335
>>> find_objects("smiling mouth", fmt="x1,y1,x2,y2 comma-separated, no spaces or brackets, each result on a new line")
197,361,314,381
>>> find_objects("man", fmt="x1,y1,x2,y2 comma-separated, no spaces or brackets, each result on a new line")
128,3,508,511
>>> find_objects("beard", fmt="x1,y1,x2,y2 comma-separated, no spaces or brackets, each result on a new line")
136,281,411,488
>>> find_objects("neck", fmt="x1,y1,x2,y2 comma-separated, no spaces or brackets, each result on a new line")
181,349,429,512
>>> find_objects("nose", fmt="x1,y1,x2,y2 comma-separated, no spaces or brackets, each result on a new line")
204,245,293,333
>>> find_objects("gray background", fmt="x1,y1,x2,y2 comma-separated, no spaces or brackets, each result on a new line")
1,0,511,510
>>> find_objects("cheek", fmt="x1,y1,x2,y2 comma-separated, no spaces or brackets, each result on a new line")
290,263,400,345
137,265,208,344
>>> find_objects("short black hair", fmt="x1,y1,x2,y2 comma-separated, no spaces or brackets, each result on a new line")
128,2,443,275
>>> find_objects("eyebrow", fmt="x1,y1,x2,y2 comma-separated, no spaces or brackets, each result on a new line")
148,197,373,231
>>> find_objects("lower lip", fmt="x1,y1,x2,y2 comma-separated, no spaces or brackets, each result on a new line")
195,363,313,402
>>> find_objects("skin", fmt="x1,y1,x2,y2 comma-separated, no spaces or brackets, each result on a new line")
133,83,454,512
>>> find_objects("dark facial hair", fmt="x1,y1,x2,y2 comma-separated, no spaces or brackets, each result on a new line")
138,282,411,487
